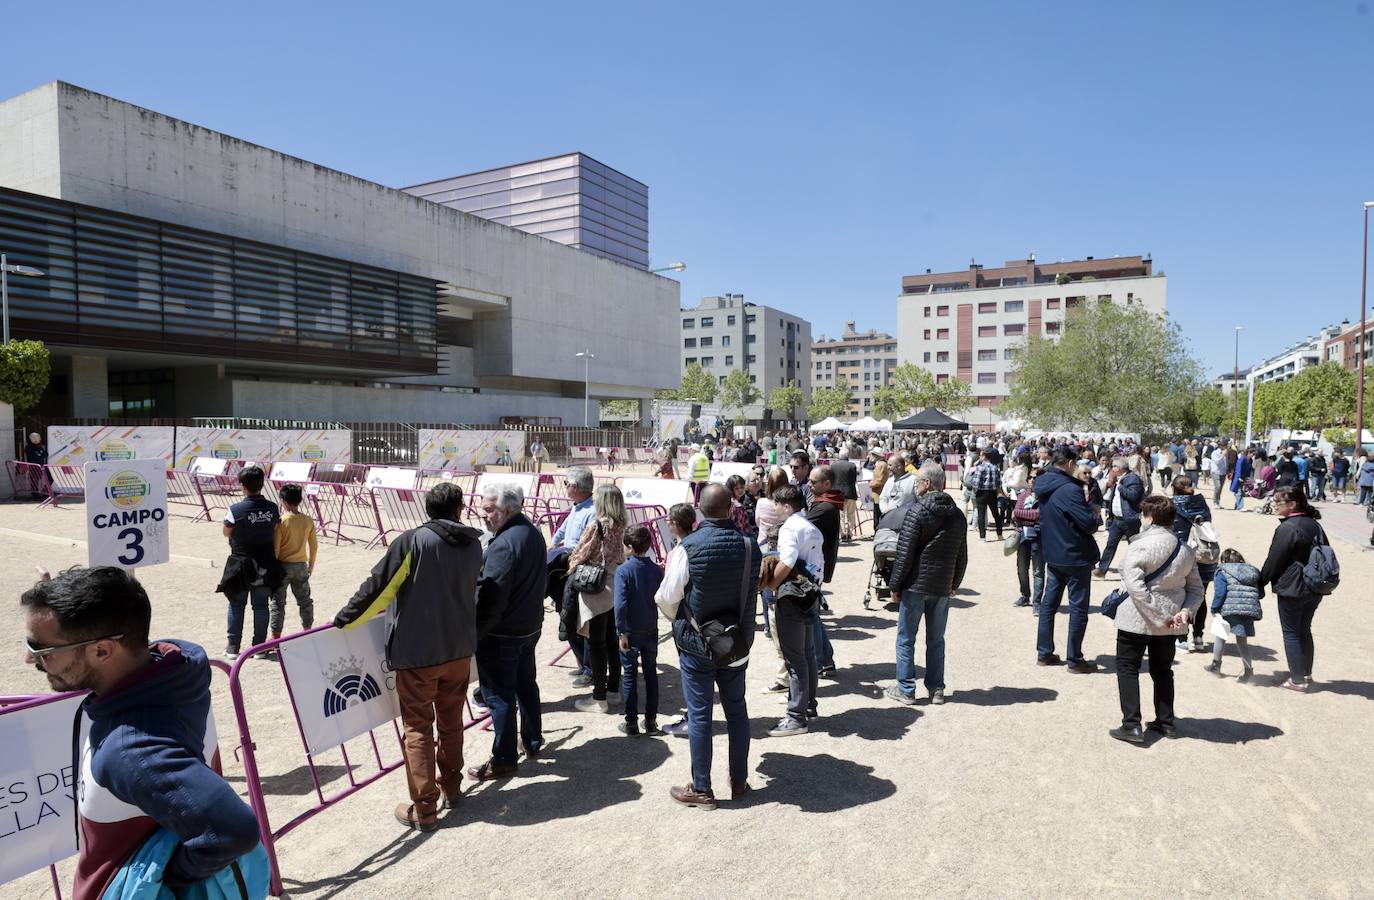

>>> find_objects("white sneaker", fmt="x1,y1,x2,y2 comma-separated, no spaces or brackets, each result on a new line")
573,697,609,713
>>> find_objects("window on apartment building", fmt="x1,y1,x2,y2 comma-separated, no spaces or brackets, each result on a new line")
978,302,997,314
682,318,695,328
937,328,949,339
719,375,727,385
978,373,996,384
1004,277,1027,287
923,329,931,340
864,359,872,368
923,352,931,362
1004,372,1016,382
749,375,757,384
745,314,755,324
936,351,950,363
1098,295,1112,304
936,373,949,383
924,306,931,318
1004,300,1024,312
685,357,697,365
701,356,714,366
745,334,756,344
978,349,996,361
1004,324,1025,336
826,361,832,369
778,358,783,367
1004,348,1016,359
684,338,696,348
937,306,950,317
1066,297,1083,308
1045,321,1060,334
700,336,713,347
722,335,731,346
747,355,757,364
1045,298,1060,309
978,326,997,337
727,315,736,325
701,317,713,326
816,361,823,369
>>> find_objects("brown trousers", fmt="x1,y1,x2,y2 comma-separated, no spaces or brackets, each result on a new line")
395,657,472,816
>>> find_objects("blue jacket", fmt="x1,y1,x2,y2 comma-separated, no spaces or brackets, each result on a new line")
672,519,761,660
614,554,664,635
1107,472,1144,522
1033,468,1102,568
477,513,549,638
102,827,269,900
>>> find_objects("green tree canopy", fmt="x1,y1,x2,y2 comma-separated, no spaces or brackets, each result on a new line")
767,380,806,420
599,399,640,419
655,363,718,403
934,376,975,416
719,368,760,417
1280,362,1355,430
1000,303,1203,432
0,340,51,413
808,377,854,420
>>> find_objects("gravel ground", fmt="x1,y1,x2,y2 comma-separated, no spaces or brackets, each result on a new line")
4,479,1373,899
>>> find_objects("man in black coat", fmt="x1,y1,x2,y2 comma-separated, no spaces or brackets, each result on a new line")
804,465,843,676
885,462,968,705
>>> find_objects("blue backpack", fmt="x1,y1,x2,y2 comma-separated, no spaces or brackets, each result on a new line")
1301,526,1340,596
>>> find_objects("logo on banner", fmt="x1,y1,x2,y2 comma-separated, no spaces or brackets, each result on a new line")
95,439,134,461
104,471,151,509
321,656,383,718
302,443,326,461
211,441,242,459
441,440,460,456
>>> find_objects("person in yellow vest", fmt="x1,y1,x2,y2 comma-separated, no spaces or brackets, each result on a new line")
687,443,711,502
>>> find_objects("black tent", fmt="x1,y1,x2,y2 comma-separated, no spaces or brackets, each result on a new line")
893,407,968,431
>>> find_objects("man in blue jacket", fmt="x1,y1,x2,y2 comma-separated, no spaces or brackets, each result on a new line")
1034,447,1102,673
1094,458,1144,579
21,568,265,899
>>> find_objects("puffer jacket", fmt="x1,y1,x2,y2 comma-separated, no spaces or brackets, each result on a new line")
1213,562,1263,620
1115,524,1204,636
888,490,969,597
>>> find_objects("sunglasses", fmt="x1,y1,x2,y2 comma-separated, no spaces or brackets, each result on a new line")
25,633,124,660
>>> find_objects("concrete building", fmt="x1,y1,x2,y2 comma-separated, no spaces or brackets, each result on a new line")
896,255,1167,413
811,322,898,418
1213,367,1253,395
0,82,678,422
1322,319,1369,372
680,294,811,421
402,153,649,270
1248,325,1344,385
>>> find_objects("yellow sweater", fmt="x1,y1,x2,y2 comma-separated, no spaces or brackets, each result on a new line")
275,511,318,566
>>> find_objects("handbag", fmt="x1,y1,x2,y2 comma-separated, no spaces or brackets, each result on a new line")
1002,531,1021,556
568,523,608,595
689,537,756,666
1101,537,1182,619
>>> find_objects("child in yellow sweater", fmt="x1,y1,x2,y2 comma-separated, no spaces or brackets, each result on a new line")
271,483,317,639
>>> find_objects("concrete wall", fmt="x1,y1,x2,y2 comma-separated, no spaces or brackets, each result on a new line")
70,355,109,417
0,82,679,394
231,380,587,424
0,401,13,499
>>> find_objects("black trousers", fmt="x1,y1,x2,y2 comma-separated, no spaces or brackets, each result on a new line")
973,489,1002,539
1115,631,1176,728
585,611,622,700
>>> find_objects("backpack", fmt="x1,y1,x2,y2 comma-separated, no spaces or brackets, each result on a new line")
1301,525,1340,596
1188,517,1221,565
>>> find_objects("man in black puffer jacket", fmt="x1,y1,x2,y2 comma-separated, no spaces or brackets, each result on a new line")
886,461,968,705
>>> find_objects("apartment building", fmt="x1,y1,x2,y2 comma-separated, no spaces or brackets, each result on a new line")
896,255,1167,411
680,294,812,420
1249,325,1344,384
812,321,898,417
1322,319,1370,372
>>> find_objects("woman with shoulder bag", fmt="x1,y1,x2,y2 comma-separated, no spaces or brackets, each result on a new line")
1258,487,1330,692
1170,474,1219,653
1109,495,1205,744
570,485,629,712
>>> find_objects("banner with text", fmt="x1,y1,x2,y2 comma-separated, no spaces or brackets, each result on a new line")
278,618,402,755
708,461,757,484
0,695,84,885
619,477,693,509
417,430,526,469
49,426,175,469
654,401,693,445
85,459,170,570
174,429,273,469
271,430,352,464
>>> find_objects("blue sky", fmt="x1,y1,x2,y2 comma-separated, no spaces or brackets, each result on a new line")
4,1,1372,378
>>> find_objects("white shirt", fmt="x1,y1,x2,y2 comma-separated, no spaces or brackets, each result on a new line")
1210,448,1227,475
777,513,825,581
655,544,689,621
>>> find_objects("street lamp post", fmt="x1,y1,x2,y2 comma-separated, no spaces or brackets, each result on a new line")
576,350,595,428
1,254,47,345
1358,202,1374,453
1232,325,1243,443
648,262,686,275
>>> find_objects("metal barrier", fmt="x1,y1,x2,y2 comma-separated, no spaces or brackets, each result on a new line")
165,469,212,521
224,627,490,896
6,460,54,505
371,485,429,547
44,465,86,504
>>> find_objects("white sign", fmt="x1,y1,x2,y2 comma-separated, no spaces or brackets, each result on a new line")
654,401,693,444
365,467,418,490
417,430,527,469
476,472,537,499
174,428,273,469
708,462,757,484
271,429,352,464
188,457,228,477
269,461,313,483
84,459,170,570
279,618,402,755
0,695,84,884
619,477,693,509
49,426,176,469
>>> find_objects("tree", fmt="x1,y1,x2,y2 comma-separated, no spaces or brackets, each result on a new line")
1324,427,1355,450
1192,387,1229,433
656,363,718,403
999,302,1203,432
934,376,974,416
1281,362,1355,430
871,384,906,421
719,368,760,418
0,339,50,413
599,399,639,419
808,377,854,420
767,380,806,420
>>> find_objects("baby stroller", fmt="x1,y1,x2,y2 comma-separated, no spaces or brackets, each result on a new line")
864,527,900,609
1240,478,1275,514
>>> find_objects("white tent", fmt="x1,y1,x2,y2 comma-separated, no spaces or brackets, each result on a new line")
875,419,893,432
809,417,845,432
850,416,880,431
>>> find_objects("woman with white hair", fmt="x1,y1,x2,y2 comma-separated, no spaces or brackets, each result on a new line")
570,484,629,712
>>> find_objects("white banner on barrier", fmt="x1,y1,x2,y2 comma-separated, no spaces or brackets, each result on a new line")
175,429,273,469
279,618,401,755
0,694,84,884
654,401,693,445
365,467,418,490
189,457,228,476
270,461,313,483
476,472,537,499
619,477,692,509
271,430,352,464
417,430,527,469
84,459,170,570
708,461,757,484
49,426,175,469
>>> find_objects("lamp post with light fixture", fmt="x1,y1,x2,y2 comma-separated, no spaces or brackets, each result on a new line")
576,349,595,427
1358,202,1374,452
1,254,46,345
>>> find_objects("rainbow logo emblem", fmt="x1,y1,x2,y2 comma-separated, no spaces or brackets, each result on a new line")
321,656,383,718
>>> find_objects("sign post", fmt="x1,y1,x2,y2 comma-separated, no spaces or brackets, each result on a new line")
84,459,170,569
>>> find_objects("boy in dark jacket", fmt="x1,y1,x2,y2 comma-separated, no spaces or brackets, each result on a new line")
1034,447,1102,672
615,525,665,735
334,482,483,831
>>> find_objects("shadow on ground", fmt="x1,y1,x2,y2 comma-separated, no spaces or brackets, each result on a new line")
1314,679,1374,700
814,704,920,740
1176,717,1284,743
952,686,1058,706
753,752,896,812
282,829,437,900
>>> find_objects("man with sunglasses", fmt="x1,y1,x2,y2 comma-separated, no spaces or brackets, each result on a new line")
21,567,265,899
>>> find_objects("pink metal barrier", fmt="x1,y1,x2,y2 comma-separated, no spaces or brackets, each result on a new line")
165,469,213,521
44,465,86,504
6,460,54,505
224,627,490,896
371,485,429,548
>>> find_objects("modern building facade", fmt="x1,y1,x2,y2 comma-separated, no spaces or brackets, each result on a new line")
403,153,649,269
1248,324,1344,385
0,82,678,422
680,294,811,421
896,255,1167,412
811,322,898,417
1322,319,1370,372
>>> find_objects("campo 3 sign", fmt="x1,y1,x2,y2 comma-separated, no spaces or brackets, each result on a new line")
322,656,384,718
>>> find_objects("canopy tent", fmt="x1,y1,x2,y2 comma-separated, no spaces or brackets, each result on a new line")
892,407,969,431
809,417,845,432
875,419,893,432
850,416,880,431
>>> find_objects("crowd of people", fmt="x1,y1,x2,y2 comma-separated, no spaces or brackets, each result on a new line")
16,425,1351,897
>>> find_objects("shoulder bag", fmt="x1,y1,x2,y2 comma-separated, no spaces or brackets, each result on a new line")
569,523,608,594
1101,537,1182,619
690,536,756,666
1301,524,1340,596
